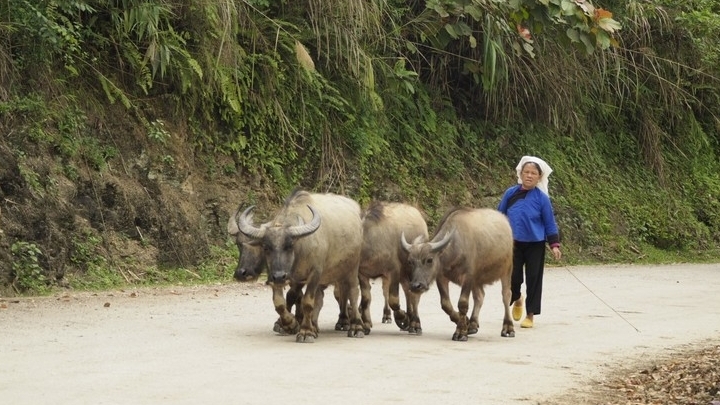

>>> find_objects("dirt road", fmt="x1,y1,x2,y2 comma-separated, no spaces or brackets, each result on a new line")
2,263,719,405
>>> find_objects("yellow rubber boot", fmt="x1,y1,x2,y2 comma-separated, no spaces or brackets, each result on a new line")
512,298,523,322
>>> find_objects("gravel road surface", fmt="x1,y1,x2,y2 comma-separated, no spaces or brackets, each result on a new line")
1,263,718,405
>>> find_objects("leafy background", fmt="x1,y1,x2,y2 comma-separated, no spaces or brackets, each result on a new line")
1,0,718,295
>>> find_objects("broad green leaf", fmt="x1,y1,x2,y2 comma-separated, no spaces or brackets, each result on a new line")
566,27,580,43
405,41,418,54
597,18,622,33
454,21,473,36
575,0,594,15
522,42,536,58
560,0,576,16
445,24,458,39
512,41,523,56
464,5,483,20
595,31,612,49
580,32,594,53
463,61,481,74
432,4,449,18
469,35,477,48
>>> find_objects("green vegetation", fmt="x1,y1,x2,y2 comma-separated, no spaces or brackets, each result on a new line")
11,241,49,294
1,0,718,295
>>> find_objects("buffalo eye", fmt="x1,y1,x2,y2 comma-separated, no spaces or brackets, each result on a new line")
423,258,433,266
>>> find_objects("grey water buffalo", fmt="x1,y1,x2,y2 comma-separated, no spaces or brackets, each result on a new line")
227,208,305,332
401,207,515,341
227,210,267,282
358,201,428,334
236,189,365,342
227,204,351,334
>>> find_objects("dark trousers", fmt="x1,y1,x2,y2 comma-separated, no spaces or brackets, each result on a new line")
511,241,546,316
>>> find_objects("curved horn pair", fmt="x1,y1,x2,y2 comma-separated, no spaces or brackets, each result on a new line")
237,205,321,239
401,230,453,252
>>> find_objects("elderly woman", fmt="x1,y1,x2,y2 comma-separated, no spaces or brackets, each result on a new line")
497,156,562,328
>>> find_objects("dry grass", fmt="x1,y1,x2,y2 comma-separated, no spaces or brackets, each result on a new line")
550,342,720,405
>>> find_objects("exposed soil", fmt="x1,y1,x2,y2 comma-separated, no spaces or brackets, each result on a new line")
0,106,281,293
1,263,719,405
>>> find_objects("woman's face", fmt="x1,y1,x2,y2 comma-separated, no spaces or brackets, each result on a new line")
520,163,541,189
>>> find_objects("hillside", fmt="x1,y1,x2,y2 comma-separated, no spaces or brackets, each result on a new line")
1,0,719,295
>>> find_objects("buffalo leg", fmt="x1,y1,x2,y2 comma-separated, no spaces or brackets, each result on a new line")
275,283,303,333
333,285,350,331
500,269,515,338
359,274,373,334
312,287,325,334
389,275,409,331
405,285,423,335
273,283,299,335
468,286,485,335
381,276,392,323
436,276,464,341
296,281,320,343
451,281,472,341
339,273,365,338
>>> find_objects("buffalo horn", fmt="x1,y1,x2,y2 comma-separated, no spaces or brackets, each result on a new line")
400,231,411,252
429,229,454,253
287,205,321,237
227,204,242,235
237,206,266,239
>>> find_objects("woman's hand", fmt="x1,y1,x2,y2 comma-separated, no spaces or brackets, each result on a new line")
551,246,562,260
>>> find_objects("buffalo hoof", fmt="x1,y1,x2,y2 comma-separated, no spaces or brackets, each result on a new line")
279,321,299,335
348,329,365,338
501,329,516,338
273,322,294,335
296,334,315,343
468,327,478,335
452,333,468,342
394,311,409,330
408,327,422,336
273,322,290,335
382,314,392,324
335,322,350,331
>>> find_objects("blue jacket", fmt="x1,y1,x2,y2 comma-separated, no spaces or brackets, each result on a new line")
498,185,560,244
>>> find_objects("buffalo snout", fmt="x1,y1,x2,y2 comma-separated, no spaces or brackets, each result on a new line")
410,281,429,293
234,267,259,282
268,271,289,284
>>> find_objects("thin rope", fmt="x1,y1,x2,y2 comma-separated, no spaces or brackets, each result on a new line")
565,267,640,333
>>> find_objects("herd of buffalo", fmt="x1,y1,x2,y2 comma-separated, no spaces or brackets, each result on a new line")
227,188,515,343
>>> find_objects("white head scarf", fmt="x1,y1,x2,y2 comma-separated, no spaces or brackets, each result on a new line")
516,156,553,196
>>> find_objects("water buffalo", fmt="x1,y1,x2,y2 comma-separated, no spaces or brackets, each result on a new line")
228,209,306,332
401,207,515,341
236,189,365,342
358,201,428,334
227,205,351,334
227,210,267,282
